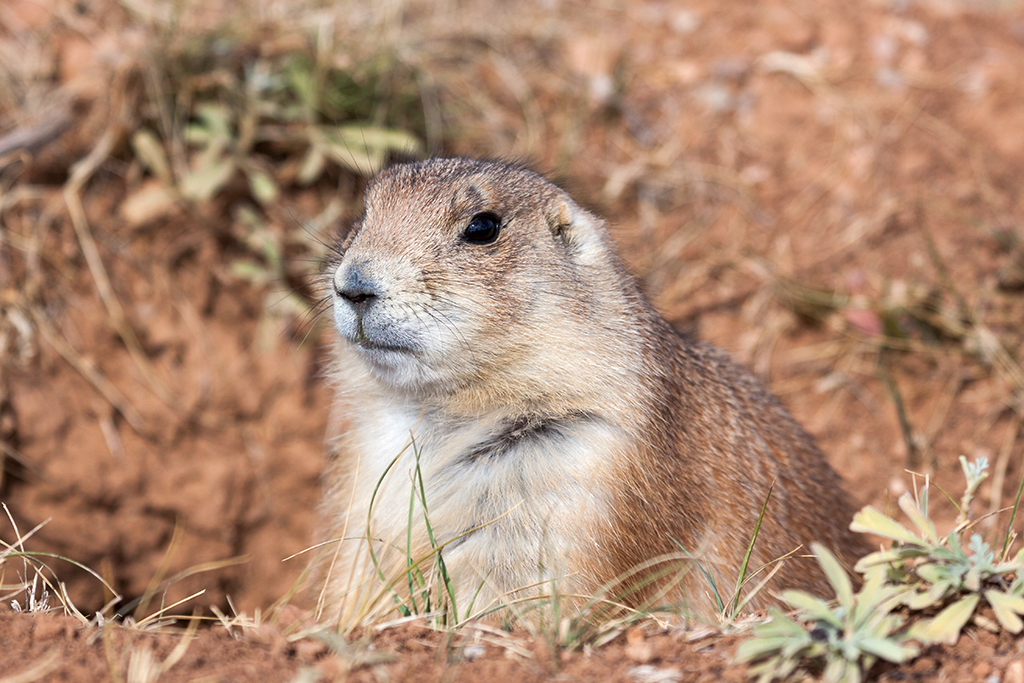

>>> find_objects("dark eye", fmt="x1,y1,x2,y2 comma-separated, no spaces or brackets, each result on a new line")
462,212,501,245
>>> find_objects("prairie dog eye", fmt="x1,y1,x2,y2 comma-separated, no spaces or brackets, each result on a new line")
462,212,501,245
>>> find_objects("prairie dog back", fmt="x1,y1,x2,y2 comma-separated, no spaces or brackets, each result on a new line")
316,157,867,625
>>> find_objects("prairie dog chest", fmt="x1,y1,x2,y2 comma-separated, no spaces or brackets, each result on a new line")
341,402,622,568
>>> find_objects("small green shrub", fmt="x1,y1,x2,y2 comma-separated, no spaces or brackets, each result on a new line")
737,455,1024,682
735,545,917,683
852,456,1024,643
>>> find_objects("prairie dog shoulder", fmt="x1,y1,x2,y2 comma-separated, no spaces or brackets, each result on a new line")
316,157,867,624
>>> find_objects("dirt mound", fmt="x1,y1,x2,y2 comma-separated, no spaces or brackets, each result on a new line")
2,202,331,611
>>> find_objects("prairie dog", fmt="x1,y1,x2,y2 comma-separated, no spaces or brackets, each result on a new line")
316,158,867,625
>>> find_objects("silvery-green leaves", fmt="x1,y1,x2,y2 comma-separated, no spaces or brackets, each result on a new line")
738,456,1024,682
851,456,1024,643
735,546,917,683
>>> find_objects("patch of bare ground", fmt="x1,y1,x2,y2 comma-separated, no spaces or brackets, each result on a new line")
2,0,1024,680
7,606,1024,682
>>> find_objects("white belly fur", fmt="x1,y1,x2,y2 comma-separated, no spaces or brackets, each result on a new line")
318,396,624,624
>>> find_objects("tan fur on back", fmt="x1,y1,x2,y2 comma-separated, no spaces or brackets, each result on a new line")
315,158,868,626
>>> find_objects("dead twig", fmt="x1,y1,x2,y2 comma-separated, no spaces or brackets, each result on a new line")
63,125,177,408
989,415,1023,523
878,349,921,470
0,98,77,164
921,369,963,459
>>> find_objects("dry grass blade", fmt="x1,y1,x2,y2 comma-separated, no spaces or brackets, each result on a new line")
132,523,186,619
121,616,197,683
459,621,533,659
125,555,251,622
1001,457,1024,561
1,505,119,620
917,202,1024,394
102,623,126,683
63,125,177,410
134,590,206,629
989,415,1023,525
878,350,921,469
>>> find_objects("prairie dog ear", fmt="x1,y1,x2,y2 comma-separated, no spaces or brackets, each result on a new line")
545,193,607,265
545,194,575,240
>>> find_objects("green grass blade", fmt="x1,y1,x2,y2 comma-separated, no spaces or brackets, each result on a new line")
1001,459,1024,560
732,481,774,616
406,451,419,615
365,446,409,585
410,440,458,621
670,538,723,613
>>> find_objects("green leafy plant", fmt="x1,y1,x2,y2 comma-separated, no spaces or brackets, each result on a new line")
851,456,1024,644
127,39,423,221
121,32,425,347
737,455,1024,682
735,544,918,683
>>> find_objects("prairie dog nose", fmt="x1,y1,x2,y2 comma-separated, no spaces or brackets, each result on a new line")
335,263,383,308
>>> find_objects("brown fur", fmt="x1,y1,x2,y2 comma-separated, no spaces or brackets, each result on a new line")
315,158,869,626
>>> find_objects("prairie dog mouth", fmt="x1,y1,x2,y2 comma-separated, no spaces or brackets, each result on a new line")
355,338,415,354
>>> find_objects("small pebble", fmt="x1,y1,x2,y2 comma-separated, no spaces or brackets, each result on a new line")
628,665,682,683
911,656,937,673
462,644,485,662
625,639,654,664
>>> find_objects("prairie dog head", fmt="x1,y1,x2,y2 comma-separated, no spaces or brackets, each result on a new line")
327,158,637,402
